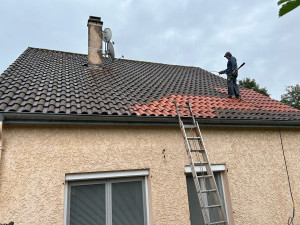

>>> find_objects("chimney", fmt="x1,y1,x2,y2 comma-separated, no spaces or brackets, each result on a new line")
87,16,103,68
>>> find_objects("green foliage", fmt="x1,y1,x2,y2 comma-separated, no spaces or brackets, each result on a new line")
280,84,300,109
239,77,270,97
278,0,300,17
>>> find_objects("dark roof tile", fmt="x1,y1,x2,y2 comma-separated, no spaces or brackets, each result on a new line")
0,47,299,121
22,104,32,112
0,103,8,111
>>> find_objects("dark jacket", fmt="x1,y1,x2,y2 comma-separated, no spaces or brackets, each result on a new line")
220,56,238,77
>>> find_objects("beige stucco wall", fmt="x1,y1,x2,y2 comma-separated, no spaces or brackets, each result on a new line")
0,124,299,225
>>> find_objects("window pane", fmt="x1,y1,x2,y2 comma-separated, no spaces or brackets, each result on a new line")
186,173,226,225
186,176,205,225
112,180,145,225
215,173,227,218
70,183,106,225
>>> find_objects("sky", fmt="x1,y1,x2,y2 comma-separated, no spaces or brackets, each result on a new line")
0,0,299,100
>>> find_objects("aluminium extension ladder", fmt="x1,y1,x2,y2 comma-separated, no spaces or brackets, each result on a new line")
174,101,228,225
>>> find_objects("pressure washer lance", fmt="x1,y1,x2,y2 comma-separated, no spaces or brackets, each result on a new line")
209,62,246,75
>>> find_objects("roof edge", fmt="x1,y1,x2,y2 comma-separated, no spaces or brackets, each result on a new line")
1,113,300,128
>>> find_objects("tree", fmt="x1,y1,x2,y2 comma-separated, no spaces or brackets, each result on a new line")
281,84,300,109
239,77,270,97
278,0,300,17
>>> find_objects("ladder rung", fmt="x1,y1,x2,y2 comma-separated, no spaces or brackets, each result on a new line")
201,189,217,193
187,137,201,140
181,116,193,119
209,221,227,225
194,162,208,166
204,204,221,209
191,149,205,152
197,174,213,179
183,125,197,129
178,106,189,108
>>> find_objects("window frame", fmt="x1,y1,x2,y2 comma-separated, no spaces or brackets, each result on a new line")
64,170,150,225
185,165,229,223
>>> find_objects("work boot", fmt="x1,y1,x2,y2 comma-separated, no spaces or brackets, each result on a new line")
227,95,233,98
236,95,241,100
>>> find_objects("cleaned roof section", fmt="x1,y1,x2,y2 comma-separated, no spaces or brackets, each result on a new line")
0,47,299,121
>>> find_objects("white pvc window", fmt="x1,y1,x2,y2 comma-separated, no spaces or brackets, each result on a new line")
65,170,149,225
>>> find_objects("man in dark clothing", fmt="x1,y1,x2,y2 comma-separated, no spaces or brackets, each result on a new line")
219,52,240,99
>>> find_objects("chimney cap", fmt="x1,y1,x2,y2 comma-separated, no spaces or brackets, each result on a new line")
87,16,103,25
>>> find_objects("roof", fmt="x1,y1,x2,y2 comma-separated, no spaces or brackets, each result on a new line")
0,47,299,124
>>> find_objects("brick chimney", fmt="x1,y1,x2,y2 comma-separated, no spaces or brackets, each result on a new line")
87,16,103,68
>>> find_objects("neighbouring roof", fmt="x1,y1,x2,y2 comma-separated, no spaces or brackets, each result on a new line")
0,47,299,123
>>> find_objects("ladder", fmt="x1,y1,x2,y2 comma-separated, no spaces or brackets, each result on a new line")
174,101,228,225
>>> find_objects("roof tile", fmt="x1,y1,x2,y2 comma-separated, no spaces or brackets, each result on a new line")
0,47,299,121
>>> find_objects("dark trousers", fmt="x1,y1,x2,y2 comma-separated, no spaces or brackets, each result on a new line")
227,76,240,96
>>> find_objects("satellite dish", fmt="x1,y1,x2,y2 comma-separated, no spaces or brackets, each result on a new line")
107,42,115,62
103,28,112,43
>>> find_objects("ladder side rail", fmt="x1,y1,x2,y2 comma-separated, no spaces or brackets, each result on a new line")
174,101,193,124
174,101,182,122
180,119,211,224
184,102,221,224
195,121,220,188
186,102,198,125
201,163,227,224
190,158,211,225
174,101,227,225
195,122,228,224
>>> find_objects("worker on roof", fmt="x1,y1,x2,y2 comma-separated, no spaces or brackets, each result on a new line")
219,52,241,99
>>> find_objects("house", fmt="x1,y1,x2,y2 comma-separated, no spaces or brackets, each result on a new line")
0,16,299,225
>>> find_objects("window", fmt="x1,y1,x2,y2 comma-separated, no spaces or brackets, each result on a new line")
185,165,228,225
65,170,149,225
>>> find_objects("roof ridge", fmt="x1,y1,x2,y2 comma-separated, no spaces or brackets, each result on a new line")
118,57,206,70
27,47,207,70
27,46,87,57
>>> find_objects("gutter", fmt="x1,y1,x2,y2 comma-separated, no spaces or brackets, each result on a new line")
1,112,300,128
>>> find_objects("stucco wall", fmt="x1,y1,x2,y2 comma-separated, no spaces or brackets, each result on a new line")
0,124,299,225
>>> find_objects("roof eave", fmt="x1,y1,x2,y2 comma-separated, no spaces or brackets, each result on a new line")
1,113,300,128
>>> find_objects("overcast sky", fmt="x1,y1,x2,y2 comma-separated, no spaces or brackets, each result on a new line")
0,0,299,100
